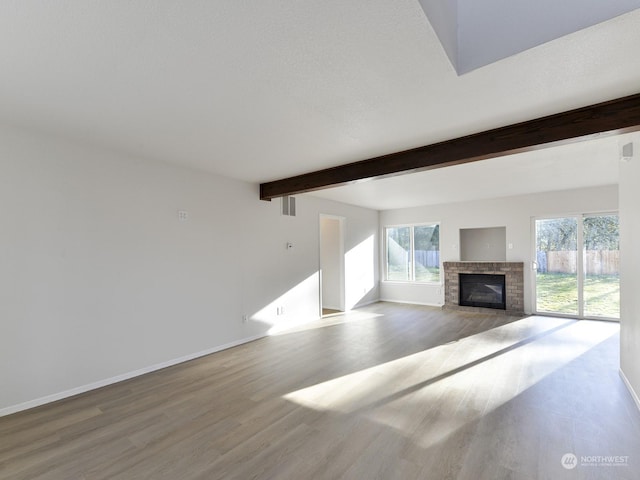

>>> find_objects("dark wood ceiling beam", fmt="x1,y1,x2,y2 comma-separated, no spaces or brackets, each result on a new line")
260,93,640,200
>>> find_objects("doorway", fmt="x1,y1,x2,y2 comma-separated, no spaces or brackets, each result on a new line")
533,213,620,320
319,215,345,316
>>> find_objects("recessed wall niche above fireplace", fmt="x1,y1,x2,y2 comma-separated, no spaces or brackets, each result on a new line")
443,262,524,315
459,226,506,261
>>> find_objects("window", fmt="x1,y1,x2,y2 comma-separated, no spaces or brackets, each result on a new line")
385,223,440,283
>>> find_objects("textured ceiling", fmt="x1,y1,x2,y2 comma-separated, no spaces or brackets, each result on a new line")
309,134,637,210
1,2,639,209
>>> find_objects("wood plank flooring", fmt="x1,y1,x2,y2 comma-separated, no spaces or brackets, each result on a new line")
1,302,639,479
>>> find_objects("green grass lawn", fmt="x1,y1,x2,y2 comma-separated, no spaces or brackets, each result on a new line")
415,264,439,283
536,273,619,318
387,264,440,283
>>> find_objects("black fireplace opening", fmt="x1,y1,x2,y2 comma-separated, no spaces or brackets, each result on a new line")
459,273,506,310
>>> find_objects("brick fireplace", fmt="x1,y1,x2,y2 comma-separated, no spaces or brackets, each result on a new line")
443,262,524,315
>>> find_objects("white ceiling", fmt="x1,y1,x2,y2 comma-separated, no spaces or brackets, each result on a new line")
1,2,639,209
309,135,632,210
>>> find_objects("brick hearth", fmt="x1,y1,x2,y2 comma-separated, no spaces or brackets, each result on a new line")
443,262,524,315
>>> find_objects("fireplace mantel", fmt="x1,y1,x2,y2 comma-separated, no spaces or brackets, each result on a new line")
443,262,524,315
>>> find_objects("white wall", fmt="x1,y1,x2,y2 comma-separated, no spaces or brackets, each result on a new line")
380,185,618,312
0,124,379,414
619,139,640,409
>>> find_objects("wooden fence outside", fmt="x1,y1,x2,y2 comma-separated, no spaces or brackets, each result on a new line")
537,250,619,275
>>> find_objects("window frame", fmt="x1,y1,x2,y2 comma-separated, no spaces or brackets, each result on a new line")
383,222,441,284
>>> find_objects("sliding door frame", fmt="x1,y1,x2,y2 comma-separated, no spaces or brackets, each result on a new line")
532,212,619,322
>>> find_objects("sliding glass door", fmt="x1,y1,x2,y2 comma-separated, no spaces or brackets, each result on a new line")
535,217,579,316
534,214,619,320
583,215,620,318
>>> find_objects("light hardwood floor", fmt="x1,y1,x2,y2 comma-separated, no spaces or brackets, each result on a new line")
1,302,639,479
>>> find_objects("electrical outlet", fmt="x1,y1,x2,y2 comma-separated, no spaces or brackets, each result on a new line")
242,315,249,323
177,210,188,222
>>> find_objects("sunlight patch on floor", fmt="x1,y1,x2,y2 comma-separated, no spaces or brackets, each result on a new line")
283,316,618,449
268,309,383,336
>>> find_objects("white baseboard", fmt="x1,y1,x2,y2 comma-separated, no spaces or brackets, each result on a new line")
620,368,640,413
379,298,444,308
352,299,380,308
0,334,266,418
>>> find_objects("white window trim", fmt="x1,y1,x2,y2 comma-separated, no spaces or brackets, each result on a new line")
383,222,441,285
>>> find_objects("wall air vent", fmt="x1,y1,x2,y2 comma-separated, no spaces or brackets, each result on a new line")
622,142,634,162
282,196,296,216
